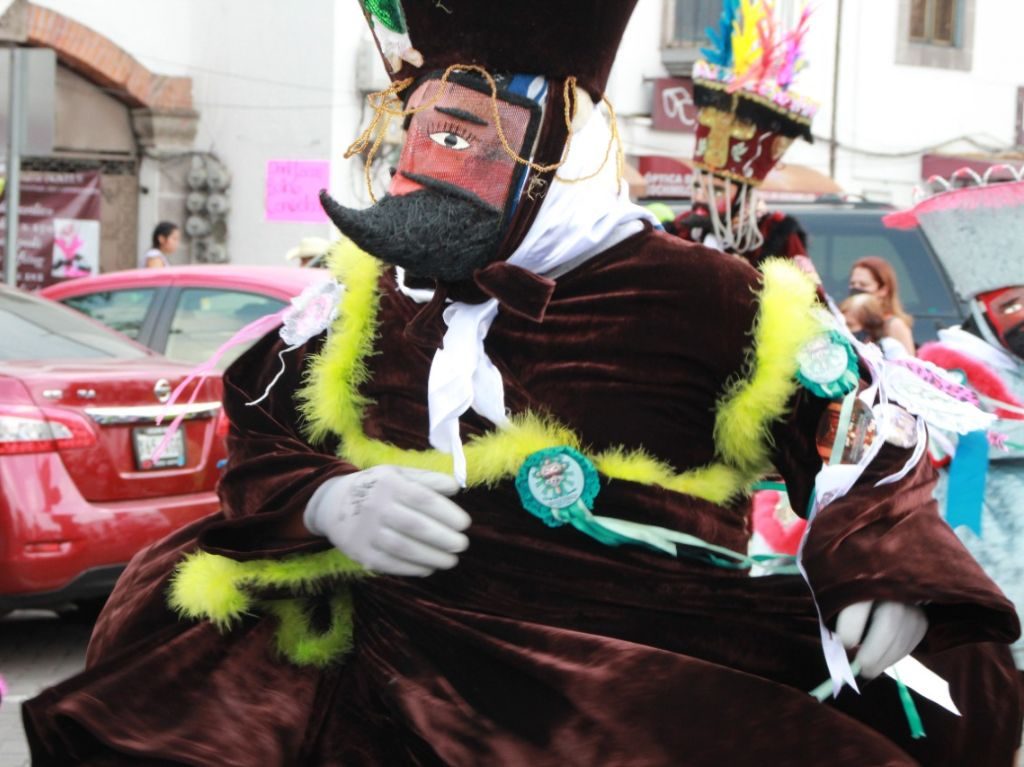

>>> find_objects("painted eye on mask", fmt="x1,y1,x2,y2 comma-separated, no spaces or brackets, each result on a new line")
429,131,471,150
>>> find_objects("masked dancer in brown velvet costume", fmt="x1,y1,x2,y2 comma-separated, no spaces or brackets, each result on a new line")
24,2,1022,765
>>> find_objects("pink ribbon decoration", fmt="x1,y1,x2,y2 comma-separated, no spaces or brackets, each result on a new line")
149,310,286,466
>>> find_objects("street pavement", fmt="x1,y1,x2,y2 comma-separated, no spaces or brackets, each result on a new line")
0,610,91,767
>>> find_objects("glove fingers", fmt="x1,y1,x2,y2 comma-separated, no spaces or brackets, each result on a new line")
855,615,898,679
363,549,436,577
395,483,472,532
374,527,459,571
394,467,461,496
385,503,470,553
855,602,922,679
836,600,873,649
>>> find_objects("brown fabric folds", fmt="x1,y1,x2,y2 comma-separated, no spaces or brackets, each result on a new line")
379,1,639,100
473,261,556,322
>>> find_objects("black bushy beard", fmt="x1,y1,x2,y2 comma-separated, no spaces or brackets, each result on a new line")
319,177,503,282
1003,322,1024,361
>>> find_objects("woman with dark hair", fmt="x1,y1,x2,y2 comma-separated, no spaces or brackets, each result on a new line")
848,255,915,356
140,221,180,268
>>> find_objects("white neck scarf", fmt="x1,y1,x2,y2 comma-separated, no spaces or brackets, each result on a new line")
424,109,657,484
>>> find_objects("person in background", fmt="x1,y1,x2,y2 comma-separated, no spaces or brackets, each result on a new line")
840,291,910,360
848,255,915,356
140,221,180,269
671,3,818,279
919,283,1024,670
285,235,331,267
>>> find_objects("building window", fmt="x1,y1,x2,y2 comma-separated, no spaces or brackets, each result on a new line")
662,0,724,76
909,0,961,46
896,0,973,70
667,0,724,48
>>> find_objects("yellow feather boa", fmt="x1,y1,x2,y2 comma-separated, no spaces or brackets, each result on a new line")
169,241,822,665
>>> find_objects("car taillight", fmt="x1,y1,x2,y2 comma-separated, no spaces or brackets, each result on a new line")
0,405,97,455
214,406,230,439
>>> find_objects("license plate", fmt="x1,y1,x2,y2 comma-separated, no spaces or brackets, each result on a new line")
132,426,186,470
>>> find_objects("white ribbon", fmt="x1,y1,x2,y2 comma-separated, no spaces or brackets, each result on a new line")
427,300,508,484
425,106,657,484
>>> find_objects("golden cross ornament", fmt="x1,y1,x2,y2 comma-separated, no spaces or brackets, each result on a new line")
697,106,756,169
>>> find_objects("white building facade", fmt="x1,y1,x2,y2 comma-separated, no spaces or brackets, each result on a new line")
29,0,1024,266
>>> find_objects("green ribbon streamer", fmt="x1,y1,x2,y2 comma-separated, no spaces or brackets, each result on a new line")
751,479,788,492
894,670,927,740
828,390,857,466
810,662,927,740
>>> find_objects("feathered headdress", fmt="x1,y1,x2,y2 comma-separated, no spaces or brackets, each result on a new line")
688,1,819,254
692,0,818,186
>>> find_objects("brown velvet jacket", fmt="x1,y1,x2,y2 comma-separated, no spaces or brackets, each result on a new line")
203,225,1017,648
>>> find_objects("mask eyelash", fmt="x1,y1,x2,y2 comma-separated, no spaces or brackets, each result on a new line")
424,120,476,142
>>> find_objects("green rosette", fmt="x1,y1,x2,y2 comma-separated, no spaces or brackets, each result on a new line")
515,447,601,528
795,330,859,399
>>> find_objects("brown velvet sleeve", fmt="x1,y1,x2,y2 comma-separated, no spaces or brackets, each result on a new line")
769,390,1020,653
197,328,355,561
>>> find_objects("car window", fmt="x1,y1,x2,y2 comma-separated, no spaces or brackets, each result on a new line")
164,288,286,367
792,210,963,342
797,213,954,313
0,288,150,360
61,288,157,339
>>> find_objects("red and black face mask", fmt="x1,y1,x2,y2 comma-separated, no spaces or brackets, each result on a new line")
319,71,543,282
978,286,1024,360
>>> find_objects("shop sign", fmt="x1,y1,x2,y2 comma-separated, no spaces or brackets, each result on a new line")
652,77,698,134
0,170,101,289
636,156,695,198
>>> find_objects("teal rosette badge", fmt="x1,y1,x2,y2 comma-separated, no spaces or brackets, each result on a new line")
515,447,601,529
795,331,859,399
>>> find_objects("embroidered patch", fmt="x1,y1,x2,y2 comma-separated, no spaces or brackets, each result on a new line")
874,403,919,449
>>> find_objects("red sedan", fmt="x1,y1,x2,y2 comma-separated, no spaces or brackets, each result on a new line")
40,265,326,367
0,284,227,613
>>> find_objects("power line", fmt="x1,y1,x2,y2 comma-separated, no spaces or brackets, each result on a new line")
135,54,336,93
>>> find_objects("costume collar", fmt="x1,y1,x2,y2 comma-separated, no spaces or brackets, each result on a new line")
938,325,1017,372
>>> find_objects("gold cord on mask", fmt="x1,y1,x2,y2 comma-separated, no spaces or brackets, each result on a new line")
346,64,622,202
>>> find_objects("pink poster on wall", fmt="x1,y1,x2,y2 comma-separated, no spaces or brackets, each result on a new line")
265,160,330,223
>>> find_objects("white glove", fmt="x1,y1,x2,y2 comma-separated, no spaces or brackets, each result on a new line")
836,600,928,679
304,465,471,577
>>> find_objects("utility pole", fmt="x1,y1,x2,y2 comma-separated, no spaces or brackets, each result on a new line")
828,0,843,181
3,44,22,286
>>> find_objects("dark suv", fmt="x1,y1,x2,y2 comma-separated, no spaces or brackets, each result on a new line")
778,200,964,344
647,198,965,344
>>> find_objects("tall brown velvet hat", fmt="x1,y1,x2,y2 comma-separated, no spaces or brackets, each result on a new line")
358,0,638,99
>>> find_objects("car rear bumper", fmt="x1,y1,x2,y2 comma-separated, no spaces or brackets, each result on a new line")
1,453,220,605
0,565,125,610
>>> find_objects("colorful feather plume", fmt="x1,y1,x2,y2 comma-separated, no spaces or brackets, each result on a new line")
700,0,740,68
731,0,769,79
704,0,812,94
777,4,812,87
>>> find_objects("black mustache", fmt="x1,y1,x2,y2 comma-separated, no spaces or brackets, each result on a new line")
318,185,503,282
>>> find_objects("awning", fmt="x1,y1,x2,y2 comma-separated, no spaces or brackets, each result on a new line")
628,156,842,200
